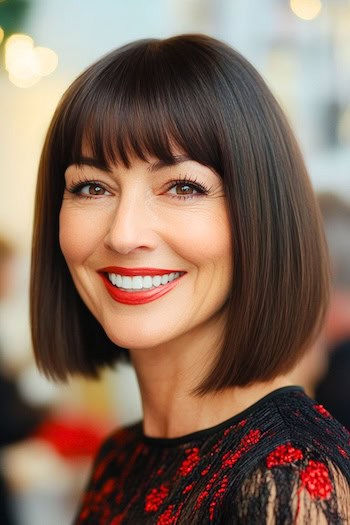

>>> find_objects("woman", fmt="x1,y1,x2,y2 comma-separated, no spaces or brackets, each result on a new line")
30,35,350,523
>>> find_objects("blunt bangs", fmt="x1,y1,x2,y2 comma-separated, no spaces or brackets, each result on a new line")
54,37,225,176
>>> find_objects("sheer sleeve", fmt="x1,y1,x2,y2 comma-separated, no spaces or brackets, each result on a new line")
226,451,350,524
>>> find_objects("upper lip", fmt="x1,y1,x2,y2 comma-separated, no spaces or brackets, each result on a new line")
98,266,185,276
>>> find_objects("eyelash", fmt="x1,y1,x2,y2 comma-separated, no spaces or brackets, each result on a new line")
66,178,107,200
66,176,211,200
164,176,211,200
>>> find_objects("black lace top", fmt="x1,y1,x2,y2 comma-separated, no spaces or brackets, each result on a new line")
75,387,350,524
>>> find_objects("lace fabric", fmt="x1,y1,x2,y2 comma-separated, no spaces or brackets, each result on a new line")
75,387,350,524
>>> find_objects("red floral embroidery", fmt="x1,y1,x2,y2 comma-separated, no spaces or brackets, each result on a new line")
178,447,200,476
241,429,261,447
145,484,169,513
300,460,333,500
266,443,303,468
201,465,211,476
337,446,349,458
209,475,229,521
195,472,219,509
222,429,261,468
110,515,124,525
79,508,90,520
182,482,195,494
314,404,331,418
222,449,242,468
101,478,116,495
156,503,183,525
93,451,117,481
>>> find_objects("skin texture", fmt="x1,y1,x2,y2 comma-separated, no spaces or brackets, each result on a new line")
60,155,292,438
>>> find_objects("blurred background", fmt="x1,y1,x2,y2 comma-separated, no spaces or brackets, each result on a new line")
0,0,350,523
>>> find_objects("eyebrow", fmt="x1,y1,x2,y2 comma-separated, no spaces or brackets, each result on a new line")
72,154,192,173
73,157,113,173
148,155,192,172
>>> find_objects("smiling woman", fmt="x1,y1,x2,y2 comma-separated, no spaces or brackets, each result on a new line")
30,35,350,523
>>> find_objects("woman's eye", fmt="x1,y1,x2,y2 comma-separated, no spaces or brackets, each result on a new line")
167,183,205,196
73,183,112,197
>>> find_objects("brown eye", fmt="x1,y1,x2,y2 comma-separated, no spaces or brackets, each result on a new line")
176,184,194,195
76,183,112,197
88,184,105,195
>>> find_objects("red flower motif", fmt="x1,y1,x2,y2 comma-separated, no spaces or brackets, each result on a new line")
201,465,211,476
337,446,349,458
195,472,219,509
314,404,331,418
156,503,183,525
182,482,195,495
145,484,169,513
110,515,124,525
222,429,261,468
178,447,200,476
101,478,116,495
300,460,333,500
241,429,261,447
209,475,229,521
222,449,242,468
93,451,116,481
266,443,303,468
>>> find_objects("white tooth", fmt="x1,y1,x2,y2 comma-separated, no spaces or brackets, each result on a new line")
169,272,175,282
109,273,115,285
174,272,179,279
143,276,153,289
152,275,161,287
161,274,169,285
122,276,132,289
132,276,143,289
116,274,123,287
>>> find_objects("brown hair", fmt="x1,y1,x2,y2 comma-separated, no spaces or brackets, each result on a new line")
30,34,330,392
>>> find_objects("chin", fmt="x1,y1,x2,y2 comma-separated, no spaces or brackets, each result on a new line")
103,324,169,352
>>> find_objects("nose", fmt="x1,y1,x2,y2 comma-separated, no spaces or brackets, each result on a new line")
104,190,158,255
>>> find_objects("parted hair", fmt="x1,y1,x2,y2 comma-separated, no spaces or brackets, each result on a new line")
30,34,330,393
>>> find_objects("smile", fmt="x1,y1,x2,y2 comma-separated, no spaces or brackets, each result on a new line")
108,272,182,291
98,267,186,305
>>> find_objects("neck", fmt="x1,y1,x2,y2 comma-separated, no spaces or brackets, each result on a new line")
130,327,294,438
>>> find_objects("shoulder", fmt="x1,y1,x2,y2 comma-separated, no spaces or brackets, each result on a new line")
221,388,350,523
88,420,143,485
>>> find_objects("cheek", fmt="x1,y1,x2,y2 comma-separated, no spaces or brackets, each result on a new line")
172,209,232,269
59,206,101,264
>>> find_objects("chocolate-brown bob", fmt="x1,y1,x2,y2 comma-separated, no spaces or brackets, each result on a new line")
30,34,330,394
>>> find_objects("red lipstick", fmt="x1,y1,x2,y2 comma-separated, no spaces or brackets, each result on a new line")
98,267,185,305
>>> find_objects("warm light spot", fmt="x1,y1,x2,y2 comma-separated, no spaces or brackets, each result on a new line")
7,48,38,78
33,46,58,76
5,34,58,88
0,26,4,45
8,71,41,88
5,33,34,71
290,0,322,20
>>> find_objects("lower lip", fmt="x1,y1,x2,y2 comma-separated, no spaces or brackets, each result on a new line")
99,273,184,305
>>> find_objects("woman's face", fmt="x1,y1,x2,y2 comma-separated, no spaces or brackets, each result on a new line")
59,153,232,351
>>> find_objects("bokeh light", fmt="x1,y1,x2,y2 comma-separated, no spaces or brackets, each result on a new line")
5,33,58,88
290,0,322,21
5,33,34,71
33,46,58,76
0,26,4,45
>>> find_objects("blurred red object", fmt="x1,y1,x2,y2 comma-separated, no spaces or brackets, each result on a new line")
34,417,112,458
